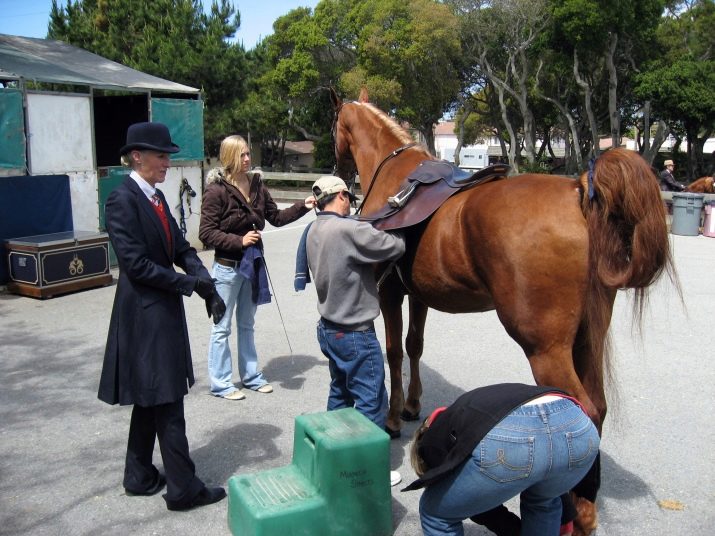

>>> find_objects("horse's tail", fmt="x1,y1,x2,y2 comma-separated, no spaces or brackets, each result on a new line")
581,148,675,296
575,148,678,426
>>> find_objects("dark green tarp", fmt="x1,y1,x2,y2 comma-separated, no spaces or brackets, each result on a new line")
0,88,26,170
152,98,204,161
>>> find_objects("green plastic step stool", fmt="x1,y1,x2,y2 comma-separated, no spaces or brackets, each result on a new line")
228,465,327,536
228,408,392,536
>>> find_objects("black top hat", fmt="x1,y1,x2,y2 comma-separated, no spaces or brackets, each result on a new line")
120,122,180,155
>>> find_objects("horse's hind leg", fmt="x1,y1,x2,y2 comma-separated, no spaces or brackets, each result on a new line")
569,299,614,536
402,297,428,421
379,277,406,437
527,344,602,536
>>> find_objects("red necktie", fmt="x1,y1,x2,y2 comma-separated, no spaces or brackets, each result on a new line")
151,194,172,250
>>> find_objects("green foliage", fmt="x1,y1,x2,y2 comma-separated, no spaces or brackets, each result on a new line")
49,0,713,170
313,133,336,169
636,0,715,129
341,0,462,148
636,60,715,127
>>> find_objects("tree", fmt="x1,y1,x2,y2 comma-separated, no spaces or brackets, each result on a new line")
48,0,247,154
449,0,552,171
253,0,462,162
340,0,462,154
549,0,664,160
635,0,715,178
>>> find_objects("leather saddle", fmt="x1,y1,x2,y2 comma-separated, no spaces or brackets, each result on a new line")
358,160,509,231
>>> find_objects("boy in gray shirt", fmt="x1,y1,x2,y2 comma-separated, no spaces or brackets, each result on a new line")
307,175,405,484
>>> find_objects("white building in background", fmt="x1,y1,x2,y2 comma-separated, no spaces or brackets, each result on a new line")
434,121,568,169
434,121,489,168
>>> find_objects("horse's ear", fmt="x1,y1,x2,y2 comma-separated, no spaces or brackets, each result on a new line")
329,87,342,110
359,86,369,103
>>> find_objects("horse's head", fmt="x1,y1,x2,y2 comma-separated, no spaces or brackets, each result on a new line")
330,88,358,189
330,87,427,206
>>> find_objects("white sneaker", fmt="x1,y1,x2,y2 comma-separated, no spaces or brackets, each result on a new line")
390,470,402,487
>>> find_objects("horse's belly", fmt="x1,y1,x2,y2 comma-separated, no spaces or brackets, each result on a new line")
407,249,494,313
404,179,588,315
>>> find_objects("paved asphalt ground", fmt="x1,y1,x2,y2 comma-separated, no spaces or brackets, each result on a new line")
1,205,713,536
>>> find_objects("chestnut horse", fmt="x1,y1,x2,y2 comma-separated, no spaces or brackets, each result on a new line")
685,176,714,193
331,90,673,535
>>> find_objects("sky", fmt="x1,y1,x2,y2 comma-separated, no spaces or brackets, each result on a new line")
0,0,320,50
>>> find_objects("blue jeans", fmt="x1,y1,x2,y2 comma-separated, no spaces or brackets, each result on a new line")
317,320,388,429
207,262,267,396
420,398,600,536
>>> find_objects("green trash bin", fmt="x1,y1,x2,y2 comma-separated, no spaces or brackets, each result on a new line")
671,192,704,236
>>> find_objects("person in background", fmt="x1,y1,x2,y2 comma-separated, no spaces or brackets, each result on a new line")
404,383,600,536
659,159,685,191
98,122,227,511
305,175,406,486
199,135,315,400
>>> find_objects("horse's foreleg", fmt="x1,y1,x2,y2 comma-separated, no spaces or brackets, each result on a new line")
402,297,428,422
379,281,406,437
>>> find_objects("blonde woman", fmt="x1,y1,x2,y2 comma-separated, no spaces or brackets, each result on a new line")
199,135,315,400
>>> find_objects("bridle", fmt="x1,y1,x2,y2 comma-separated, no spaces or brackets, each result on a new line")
332,100,418,214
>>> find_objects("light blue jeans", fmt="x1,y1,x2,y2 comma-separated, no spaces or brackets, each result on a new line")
317,319,388,429
420,398,600,536
207,262,267,396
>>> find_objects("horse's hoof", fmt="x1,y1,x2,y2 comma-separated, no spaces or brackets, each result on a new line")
571,494,598,536
400,409,421,422
385,426,401,439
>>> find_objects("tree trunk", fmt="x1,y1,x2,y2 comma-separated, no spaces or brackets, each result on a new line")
642,101,651,154
454,115,469,166
513,50,536,164
534,84,584,171
606,33,620,150
454,97,473,166
481,55,521,170
573,49,600,159
292,124,321,142
643,120,670,164
494,82,518,172
421,123,437,156
694,129,712,177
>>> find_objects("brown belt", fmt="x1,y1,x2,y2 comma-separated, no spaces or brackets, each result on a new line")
215,257,238,268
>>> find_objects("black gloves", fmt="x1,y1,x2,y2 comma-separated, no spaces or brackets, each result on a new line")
194,277,226,324
194,277,216,300
205,292,226,325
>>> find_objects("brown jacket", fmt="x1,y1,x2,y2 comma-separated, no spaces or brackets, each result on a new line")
199,171,309,261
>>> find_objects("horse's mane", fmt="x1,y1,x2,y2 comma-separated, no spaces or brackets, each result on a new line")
358,102,414,145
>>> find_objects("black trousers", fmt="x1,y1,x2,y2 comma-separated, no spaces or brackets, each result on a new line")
123,399,204,503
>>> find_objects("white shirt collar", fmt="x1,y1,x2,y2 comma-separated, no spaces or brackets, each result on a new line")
130,170,156,199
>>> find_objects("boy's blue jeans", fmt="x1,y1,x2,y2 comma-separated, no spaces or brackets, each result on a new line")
420,398,600,536
317,319,388,429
